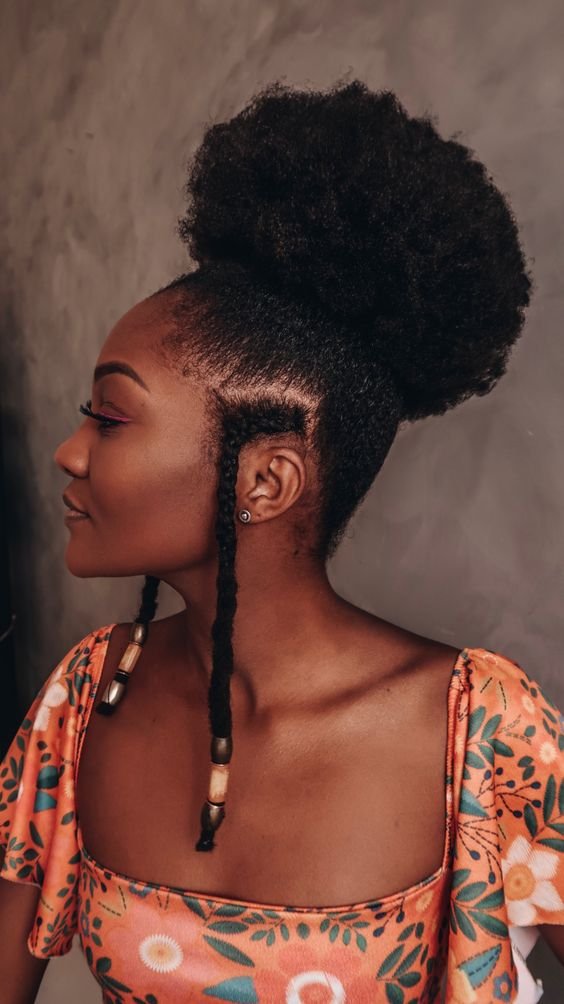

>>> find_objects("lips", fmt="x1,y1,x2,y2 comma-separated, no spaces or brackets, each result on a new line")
63,492,89,515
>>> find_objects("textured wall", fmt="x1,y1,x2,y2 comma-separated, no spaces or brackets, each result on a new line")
0,1,562,999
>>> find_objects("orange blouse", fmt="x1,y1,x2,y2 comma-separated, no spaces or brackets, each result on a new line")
1,624,563,1002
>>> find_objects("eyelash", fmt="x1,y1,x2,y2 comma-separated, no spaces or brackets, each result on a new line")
79,399,124,434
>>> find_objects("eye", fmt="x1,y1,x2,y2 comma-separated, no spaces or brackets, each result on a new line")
79,399,125,435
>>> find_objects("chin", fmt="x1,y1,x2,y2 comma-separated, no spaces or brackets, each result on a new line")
63,545,129,579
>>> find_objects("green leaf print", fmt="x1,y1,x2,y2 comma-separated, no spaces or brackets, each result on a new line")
33,791,57,812
377,945,405,978
455,882,487,903
478,742,494,765
36,765,59,789
355,931,367,951
202,935,255,967
474,889,504,910
524,802,538,837
491,738,513,757
543,773,556,821
384,984,404,1003
395,944,423,976
452,903,476,940
467,706,486,739
459,788,489,818
459,944,502,988
538,838,564,851
214,903,248,917
481,713,502,740
467,910,508,938
201,976,258,1002
208,921,249,935
452,868,471,889
181,894,207,918
398,924,415,942
451,872,508,943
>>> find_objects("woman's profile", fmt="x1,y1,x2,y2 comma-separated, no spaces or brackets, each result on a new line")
0,79,562,1003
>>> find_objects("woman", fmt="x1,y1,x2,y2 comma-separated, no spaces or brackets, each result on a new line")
1,80,562,1003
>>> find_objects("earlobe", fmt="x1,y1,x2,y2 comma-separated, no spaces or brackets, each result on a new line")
248,450,305,520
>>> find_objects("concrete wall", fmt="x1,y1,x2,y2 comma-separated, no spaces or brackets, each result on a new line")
0,1,562,999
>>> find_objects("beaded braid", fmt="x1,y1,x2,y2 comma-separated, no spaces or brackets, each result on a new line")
196,400,306,851
96,399,306,854
96,575,160,716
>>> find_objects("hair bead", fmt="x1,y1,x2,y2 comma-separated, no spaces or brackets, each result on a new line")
211,735,233,763
95,619,148,716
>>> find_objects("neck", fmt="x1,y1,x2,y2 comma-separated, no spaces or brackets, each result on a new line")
159,547,362,718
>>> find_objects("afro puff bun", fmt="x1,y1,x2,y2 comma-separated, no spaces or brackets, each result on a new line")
178,79,533,422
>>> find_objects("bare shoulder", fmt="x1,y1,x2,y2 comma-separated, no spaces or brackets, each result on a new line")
96,612,186,699
340,600,464,690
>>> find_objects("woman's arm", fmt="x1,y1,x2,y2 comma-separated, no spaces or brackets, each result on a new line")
0,849,50,1004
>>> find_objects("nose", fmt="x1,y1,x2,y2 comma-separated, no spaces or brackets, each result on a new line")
53,427,90,479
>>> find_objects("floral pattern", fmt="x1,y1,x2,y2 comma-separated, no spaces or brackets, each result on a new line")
0,626,562,1002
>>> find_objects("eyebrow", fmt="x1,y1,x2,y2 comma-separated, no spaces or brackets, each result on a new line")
93,361,150,392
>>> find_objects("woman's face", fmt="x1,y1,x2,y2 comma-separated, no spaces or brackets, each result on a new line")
53,294,218,579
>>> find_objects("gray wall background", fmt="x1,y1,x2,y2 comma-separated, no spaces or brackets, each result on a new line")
0,1,562,999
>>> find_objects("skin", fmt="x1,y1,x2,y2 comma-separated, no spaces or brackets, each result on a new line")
53,290,435,719
4,291,461,998
48,290,564,966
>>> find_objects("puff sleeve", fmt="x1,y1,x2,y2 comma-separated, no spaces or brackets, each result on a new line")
0,626,111,957
445,646,563,1004
490,651,564,929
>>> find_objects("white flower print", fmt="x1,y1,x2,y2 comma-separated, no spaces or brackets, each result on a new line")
286,970,346,1004
501,834,564,925
538,741,558,765
139,933,183,973
521,694,536,715
32,667,68,733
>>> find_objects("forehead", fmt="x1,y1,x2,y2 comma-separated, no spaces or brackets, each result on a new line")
102,294,172,354
95,293,190,395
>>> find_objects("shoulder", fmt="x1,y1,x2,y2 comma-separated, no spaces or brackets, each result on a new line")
464,645,562,740
92,613,185,699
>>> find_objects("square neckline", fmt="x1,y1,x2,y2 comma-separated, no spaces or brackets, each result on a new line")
75,623,470,916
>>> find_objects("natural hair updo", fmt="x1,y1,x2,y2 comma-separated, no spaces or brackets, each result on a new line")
133,79,533,850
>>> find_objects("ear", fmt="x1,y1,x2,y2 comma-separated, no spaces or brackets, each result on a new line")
239,444,307,522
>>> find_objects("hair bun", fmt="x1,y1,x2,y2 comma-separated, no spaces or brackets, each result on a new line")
178,79,533,421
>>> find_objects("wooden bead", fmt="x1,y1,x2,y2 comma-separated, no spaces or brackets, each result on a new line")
209,763,230,803
118,642,143,674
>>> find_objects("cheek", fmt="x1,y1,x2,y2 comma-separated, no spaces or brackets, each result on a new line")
72,432,219,575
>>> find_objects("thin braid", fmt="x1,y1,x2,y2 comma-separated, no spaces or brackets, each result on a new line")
195,400,306,851
135,574,160,626
209,403,306,737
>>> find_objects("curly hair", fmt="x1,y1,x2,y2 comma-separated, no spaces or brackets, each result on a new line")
122,79,533,851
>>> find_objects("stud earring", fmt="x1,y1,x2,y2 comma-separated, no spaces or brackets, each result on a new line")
238,509,252,523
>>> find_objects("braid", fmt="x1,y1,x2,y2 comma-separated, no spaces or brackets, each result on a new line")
195,399,306,850
134,574,160,626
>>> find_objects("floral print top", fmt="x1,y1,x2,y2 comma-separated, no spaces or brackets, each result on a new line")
0,624,563,1003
